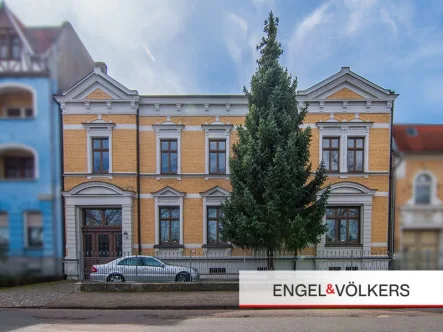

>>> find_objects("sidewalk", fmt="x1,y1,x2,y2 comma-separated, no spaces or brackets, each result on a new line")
45,291,239,309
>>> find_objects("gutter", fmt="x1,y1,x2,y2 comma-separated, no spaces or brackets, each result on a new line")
387,100,395,269
136,106,141,255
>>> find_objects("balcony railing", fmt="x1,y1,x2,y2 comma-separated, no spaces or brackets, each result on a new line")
401,205,443,229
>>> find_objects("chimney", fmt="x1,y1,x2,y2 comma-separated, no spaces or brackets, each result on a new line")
341,66,351,73
95,62,107,74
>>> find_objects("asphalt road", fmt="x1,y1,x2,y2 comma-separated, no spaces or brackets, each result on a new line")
1,308,443,332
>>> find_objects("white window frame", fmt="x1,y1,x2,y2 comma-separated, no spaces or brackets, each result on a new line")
200,186,231,245
202,123,233,176
83,121,115,175
408,171,441,206
317,182,376,252
24,211,43,249
153,123,184,178
152,187,185,246
318,122,372,174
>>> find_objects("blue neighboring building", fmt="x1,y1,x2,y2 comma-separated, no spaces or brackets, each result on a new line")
0,2,94,277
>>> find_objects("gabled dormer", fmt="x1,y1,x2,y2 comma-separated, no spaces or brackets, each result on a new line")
297,67,398,113
0,2,48,74
54,63,140,114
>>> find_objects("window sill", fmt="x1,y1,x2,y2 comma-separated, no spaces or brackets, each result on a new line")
156,174,181,180
87,174,113,179
154,244,184,249
202,244,232,249
205,174,230,180
324,244,363,248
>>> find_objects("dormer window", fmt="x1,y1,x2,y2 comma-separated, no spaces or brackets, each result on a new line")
0,32,21,60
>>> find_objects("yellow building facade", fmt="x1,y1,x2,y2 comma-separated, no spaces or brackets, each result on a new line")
56,65,397,278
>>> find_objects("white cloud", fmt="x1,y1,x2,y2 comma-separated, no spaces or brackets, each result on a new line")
294,2,331,42
380,8,398,35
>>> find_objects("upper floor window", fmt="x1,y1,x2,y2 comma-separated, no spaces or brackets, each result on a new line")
0,212,8,250
415,174,432,205
26,212,43,248
347,137,364,172
322,137,340,172
92,138,109,173
0,33,21,60
4,156,34,179
325,207,360,245
159,207,180,245
160,140,178,174
207,206,226,245
209,140,226,174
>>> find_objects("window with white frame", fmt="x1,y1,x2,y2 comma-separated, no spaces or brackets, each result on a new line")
202,123,232,176
26,212,43,248
152,187,184,247
414,173,432,205
83,121,115,175
153,123,183,176
0,212,8,249
318,122,371,174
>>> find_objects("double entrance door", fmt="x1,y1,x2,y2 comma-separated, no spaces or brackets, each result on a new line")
82,208,123,279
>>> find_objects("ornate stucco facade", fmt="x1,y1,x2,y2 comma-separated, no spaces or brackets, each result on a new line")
56,65,397,278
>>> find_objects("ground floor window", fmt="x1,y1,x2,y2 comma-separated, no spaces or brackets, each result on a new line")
207,206,225,245
159,206,180,245
26,212,43,248
0,212,8,250
325,207,360,245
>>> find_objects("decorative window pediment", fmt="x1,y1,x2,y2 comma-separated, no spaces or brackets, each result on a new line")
200,186,231,198
327,182,376,196
151,186,185,198
66,181,135,197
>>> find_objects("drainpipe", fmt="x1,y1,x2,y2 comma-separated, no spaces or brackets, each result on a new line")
387,99,395,269
136,105,141,255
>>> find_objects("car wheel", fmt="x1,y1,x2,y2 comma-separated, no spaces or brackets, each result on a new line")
175,272,190,282
107,273,125,283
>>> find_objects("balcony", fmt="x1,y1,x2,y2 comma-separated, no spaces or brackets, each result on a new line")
401,205,443,230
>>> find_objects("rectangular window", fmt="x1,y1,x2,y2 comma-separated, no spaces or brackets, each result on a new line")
0,35,7,59
322,137,340,172
159,207,180,245
25,108,33,118
0,213,8,250
26,212,43,248
325,207,360,245
6,108,21,118
10,35,21,59
207,206,225,245
92,138,109,173
209,140,226,174
347,137,364,172
160,139,178,174
4,156,34,179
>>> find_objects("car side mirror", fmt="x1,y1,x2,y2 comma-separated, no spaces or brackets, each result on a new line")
160,263,166,268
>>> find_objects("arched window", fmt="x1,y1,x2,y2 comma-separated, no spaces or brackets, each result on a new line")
415,174,432,205
0,145,37,180
0,85,34,118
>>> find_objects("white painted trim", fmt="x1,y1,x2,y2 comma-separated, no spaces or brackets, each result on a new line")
374,192,389,197
153,124,183,175
318,122,371,173
0,143,39,180
23,211,43,248
0,83,38,117
202,123,232,175
65,124,136,130
371,242,388,247
372,123,390,129
318,182,376,252
84,124,113,174
408,171,441,206
201,186,231,245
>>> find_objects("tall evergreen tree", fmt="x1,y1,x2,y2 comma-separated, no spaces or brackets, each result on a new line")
220,12,330,269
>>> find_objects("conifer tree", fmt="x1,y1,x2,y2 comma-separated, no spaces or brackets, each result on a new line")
220,12,330,269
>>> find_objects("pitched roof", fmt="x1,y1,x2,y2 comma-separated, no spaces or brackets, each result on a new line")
0,2,63,54
25,27,62,54
393,124,443,153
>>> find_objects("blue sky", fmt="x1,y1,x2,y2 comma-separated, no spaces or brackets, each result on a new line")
8,0,443,124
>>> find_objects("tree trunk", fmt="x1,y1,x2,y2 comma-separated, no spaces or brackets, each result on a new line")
267,249,275,270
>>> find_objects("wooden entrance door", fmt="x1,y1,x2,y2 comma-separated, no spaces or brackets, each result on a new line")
82,208,122,279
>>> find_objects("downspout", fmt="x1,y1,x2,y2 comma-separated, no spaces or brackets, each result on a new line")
136,105,141,255
387,99,395,269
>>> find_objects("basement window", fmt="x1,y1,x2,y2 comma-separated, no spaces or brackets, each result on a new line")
345,266,359,271
209,267,226,274
328,267,342,270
